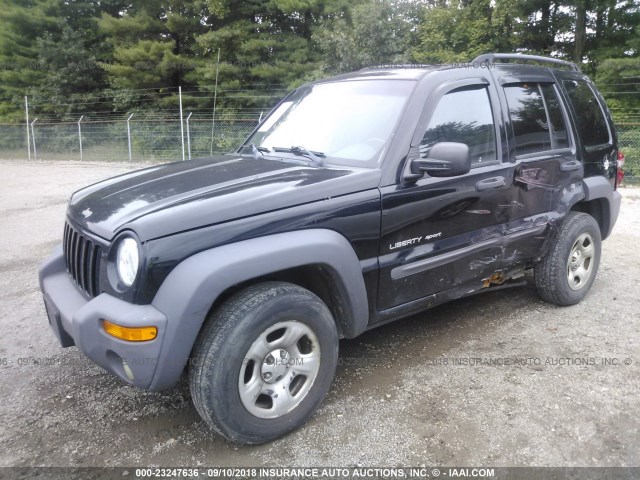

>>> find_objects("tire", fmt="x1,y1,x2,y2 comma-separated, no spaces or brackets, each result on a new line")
534,211,601,306
189,281,339,444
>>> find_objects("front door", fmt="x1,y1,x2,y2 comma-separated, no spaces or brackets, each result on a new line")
377,74,514,310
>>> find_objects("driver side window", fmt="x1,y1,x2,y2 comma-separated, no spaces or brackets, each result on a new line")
420,86,497,167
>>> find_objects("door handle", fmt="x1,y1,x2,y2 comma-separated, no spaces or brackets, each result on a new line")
475,176,506,191
560,160,582,172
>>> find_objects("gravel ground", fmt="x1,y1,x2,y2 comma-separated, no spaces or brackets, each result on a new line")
0,160,638,467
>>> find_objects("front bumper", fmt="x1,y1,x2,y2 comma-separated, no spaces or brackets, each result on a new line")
39,245,167,389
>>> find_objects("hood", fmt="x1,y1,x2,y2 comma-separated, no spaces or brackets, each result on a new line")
68,155,381,241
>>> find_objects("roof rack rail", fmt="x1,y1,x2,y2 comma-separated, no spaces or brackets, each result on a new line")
472,53,580,72
358,63,435,71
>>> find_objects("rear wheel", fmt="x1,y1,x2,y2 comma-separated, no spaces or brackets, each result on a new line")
189,281,338,444
534,211,601,306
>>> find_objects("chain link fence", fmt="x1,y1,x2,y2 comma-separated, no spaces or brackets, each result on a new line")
0,115,638,184
0,115,259,163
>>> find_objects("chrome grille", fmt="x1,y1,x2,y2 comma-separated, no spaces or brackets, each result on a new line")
63,222,102,297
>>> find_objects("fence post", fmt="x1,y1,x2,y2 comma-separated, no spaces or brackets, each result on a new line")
127,113,134,162
30,118,38,160
186,112,192,160
78,115,84,161
210,48,220,156
25,96,31,160
179,86,185,160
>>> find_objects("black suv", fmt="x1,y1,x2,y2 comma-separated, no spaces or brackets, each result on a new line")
39,53,621,444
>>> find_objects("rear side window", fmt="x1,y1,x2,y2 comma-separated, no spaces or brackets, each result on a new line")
563,80,610,147
420,86,497,166
504,83,570,156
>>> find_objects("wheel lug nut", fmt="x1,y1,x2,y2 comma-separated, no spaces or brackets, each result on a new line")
264,372,272,379
280,350,287,358
266,355,274,365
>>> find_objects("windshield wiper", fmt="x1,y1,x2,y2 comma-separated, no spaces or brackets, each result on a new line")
272,146,326,167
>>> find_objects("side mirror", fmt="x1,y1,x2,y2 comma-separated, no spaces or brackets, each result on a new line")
410,142,471,178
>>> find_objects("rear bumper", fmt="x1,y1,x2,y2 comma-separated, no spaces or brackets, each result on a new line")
608,190,622,239
39,246,168,389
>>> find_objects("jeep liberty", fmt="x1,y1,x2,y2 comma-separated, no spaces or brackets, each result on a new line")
39,53,622,443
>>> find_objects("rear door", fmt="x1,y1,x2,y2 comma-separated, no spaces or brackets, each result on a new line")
377,70,514,311
490,65,584,258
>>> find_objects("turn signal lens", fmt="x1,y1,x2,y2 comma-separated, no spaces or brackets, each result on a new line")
102,320,157,342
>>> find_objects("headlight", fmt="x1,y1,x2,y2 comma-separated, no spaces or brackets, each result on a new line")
116,237,139,287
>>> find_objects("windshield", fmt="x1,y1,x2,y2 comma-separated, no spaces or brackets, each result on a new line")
245,79,415,167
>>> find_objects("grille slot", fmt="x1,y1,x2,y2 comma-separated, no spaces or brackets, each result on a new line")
63,222,102,297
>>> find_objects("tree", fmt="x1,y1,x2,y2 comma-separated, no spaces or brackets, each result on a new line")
0,0,60,120
188,0,351,112
313,0,418,73
99,0,208,98
412,0,514,64
587,0,640,65
34,26,106,119
0,0,130,120
411,0,639,70
0,0,638,123
595,57,640,123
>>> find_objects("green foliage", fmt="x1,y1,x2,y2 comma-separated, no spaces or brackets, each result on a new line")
99,0,208,92
0,0,638,123
312,0,418,73
0,0,60,119
595,57,640,124
35,26,106,117
413,0,512,64
411,0,639,67
0,0,127,120
586,0,640,64
188,0,328,111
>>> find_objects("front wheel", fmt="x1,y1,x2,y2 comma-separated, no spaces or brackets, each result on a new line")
534,211,601,306
189,281,339,444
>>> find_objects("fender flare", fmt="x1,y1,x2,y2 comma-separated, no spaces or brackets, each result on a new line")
582,176,613,203
148,229,369,391
579,176,621,240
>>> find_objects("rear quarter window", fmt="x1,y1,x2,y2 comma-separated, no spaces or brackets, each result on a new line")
563,80,610,148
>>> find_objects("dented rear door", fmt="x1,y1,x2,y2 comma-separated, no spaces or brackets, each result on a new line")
492,65,583,262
